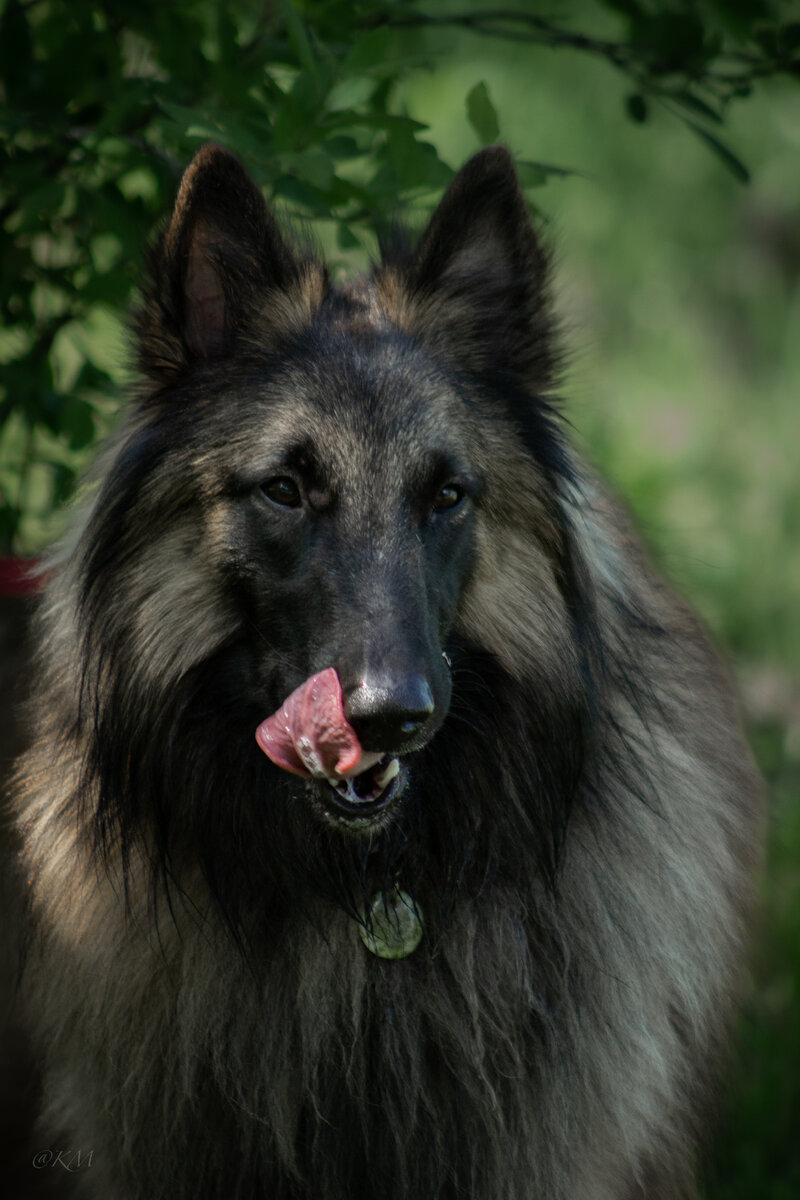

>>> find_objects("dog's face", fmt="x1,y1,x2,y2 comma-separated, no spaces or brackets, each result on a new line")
199,334,484,824
80,145,584,853
216,342,473,725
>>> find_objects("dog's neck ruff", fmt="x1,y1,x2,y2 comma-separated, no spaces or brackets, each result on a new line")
359,888,423,959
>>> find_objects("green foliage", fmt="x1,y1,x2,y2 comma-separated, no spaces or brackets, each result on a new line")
466,81,500,144
0,0,798,548
0,0,453,547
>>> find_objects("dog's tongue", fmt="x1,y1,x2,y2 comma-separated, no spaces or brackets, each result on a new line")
255,668,381,780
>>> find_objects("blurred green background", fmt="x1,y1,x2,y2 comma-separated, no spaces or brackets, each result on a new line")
1,1,798,1194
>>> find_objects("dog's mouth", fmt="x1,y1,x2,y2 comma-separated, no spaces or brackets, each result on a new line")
255,670,412,828
321,755,406,823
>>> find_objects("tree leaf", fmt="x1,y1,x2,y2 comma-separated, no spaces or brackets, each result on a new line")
466,82,500,145
279,0,319,87
336,223,362,250
600,0,643,16
371,129,452,195
0,504,21,547
684,119,751,184
344,28,391,72
61,396,96,451
670,89,723,125
625,94,648,123
271,176,332,216
0,0,33,105
323,135,364,160
517,159,580,185
275,151,334,191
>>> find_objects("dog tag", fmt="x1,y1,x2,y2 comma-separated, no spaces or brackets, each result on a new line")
359,888,423,959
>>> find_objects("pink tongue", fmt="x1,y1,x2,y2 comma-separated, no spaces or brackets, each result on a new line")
255,668,379,780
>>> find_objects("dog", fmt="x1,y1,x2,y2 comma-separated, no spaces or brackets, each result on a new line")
11,143,762,1200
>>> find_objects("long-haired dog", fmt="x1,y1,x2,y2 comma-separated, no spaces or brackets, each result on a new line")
12,144,761,1200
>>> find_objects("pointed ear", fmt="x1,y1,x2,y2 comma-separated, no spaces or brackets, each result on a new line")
137,145,317,380
391,146,556,387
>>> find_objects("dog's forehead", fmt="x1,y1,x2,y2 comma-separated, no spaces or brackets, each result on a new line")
251,334,472,474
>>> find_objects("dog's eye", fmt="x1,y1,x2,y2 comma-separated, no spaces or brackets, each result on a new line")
432,483,464,513
261,477,301,508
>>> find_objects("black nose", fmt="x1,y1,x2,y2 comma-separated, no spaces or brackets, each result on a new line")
344,676,435,754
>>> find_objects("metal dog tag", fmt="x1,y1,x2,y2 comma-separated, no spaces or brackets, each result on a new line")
359,888,423,960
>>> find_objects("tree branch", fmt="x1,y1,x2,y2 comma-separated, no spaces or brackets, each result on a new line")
362,6,800,106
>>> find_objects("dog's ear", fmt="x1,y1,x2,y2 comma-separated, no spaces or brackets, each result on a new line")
393,146,556,387
137,145,321,380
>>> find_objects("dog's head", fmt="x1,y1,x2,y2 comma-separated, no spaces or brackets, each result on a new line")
73,146,593,917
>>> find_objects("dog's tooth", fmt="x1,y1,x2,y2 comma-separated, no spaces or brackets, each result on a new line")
297,736,326,778
374,757,400,789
